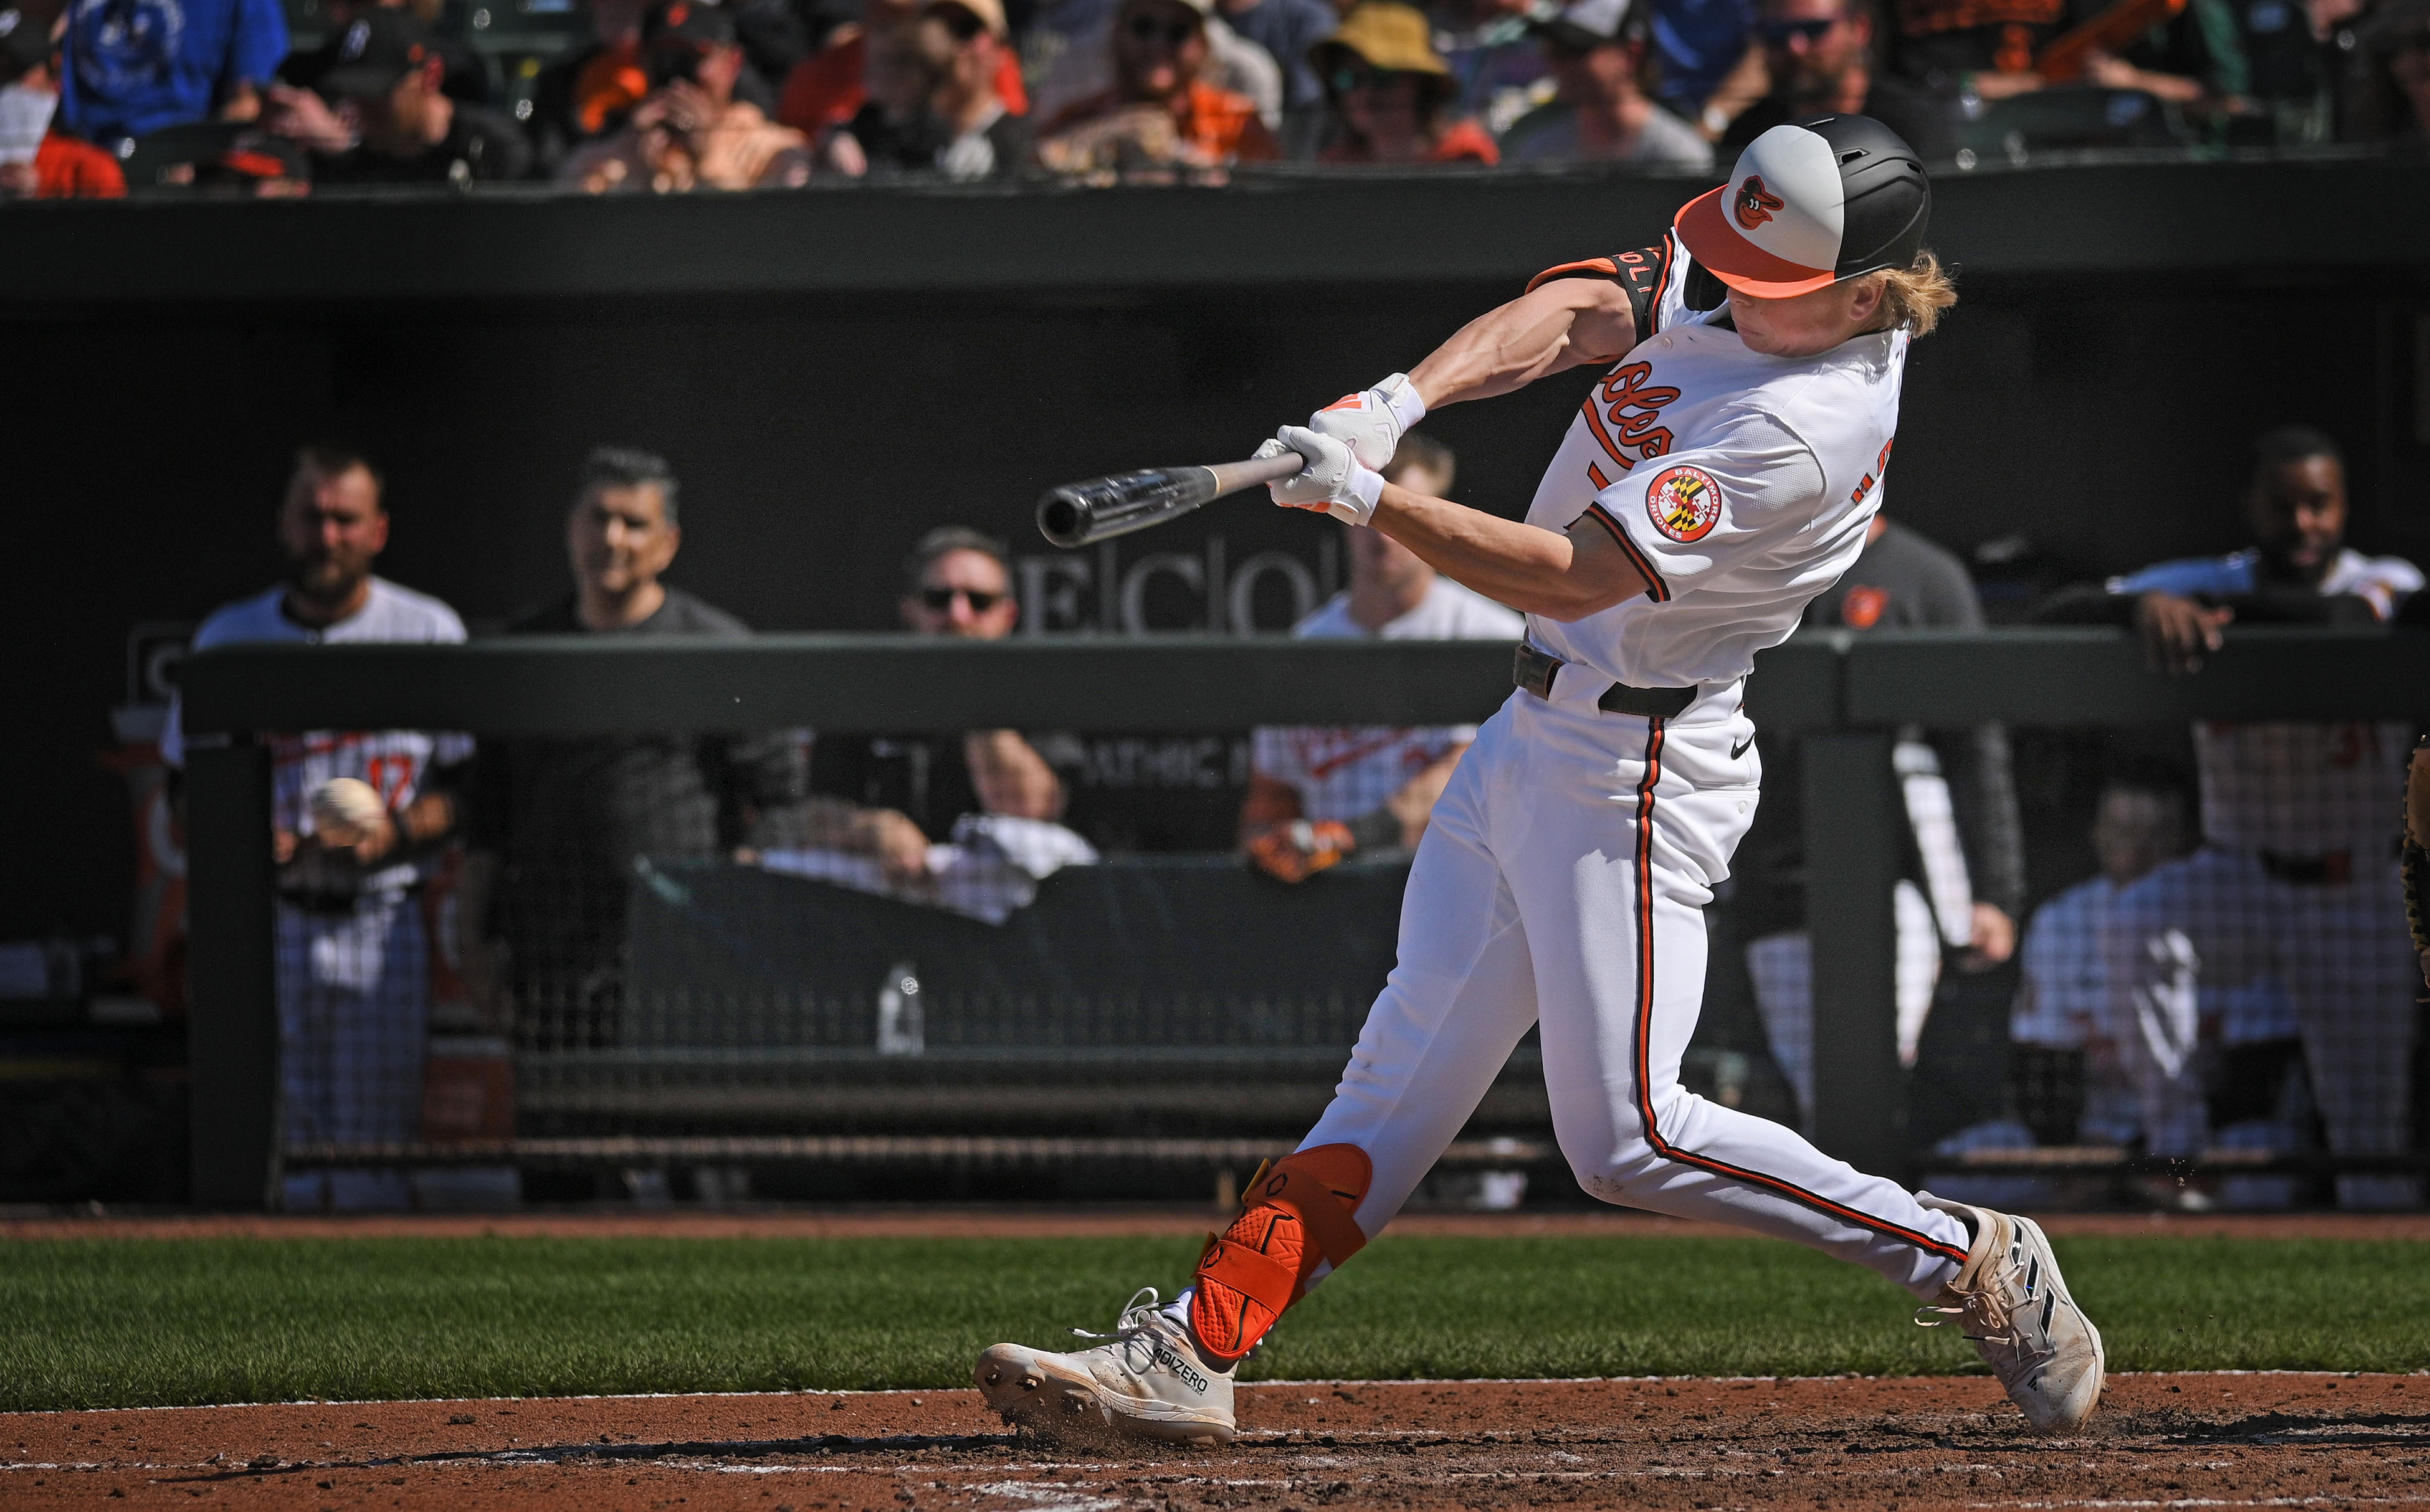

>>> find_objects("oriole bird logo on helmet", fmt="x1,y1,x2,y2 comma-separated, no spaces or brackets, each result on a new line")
1733,174,1784,231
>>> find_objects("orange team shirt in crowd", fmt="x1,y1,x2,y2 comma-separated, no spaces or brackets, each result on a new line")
34,133,128,197
574,40,650,135
778,27,1029,132
1317,116,1498,164
1039,80,1280,160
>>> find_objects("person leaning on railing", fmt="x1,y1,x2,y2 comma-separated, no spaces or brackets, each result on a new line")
2039,424,2425,1210
804,527,1069,879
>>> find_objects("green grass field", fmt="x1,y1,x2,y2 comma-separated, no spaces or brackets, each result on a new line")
3,1232,2424,1412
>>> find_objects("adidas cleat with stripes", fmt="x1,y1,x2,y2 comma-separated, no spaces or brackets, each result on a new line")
975,1287,1236,1447
1915,1194,2105,1432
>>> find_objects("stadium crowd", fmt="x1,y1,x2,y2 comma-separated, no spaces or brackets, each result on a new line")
3,0,2427,195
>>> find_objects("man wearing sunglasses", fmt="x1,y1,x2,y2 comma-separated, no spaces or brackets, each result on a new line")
1720,0,1954,157
809,528,1066,852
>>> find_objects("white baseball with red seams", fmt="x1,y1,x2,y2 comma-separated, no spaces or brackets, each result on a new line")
1292,224,1972,1302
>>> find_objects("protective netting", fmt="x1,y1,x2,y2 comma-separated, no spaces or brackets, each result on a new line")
261,712,2424,1212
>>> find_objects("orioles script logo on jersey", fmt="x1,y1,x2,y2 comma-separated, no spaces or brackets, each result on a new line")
1646,465,1723,543
1582,361,1679,489
1733,175,1784,231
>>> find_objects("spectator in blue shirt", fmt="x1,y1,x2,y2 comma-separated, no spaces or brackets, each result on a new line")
1649,0,1756,126
59,0,288,146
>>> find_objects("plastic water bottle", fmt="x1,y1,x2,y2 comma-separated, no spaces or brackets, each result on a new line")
876,961,923,1055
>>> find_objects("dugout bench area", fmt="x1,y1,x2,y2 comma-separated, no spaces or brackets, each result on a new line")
176,627,2430,1209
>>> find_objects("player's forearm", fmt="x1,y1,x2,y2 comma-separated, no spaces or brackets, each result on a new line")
1370,484,1646,620
1406,284,1637,409
966,730,1066,820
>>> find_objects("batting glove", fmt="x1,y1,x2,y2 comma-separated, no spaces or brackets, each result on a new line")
1308,373,1427,471
1258,428,1384,527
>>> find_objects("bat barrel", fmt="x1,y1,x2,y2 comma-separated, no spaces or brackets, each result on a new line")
1035,466,1217,549
1035,454,1308,549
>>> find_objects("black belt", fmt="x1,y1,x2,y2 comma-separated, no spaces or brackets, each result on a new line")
1513,644,1697,719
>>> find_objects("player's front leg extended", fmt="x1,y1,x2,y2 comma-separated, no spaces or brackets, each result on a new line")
973,1144,1371,1446
978,754,1533,1445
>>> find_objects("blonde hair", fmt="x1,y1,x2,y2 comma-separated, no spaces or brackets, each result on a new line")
1864,250,1957,338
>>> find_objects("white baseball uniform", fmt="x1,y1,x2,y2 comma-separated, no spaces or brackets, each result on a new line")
1251,579,1525,825
2097,548,2421,1207
1296,234,1973,1300
166,577,471,1212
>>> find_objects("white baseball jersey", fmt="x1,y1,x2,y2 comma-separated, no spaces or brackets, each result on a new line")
164,578,472,892
1521,234,1901,690
1251,579,1525,824
2107,548,2421,855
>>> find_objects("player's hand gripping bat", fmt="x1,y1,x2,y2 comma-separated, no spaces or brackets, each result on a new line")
1036,453,1308,548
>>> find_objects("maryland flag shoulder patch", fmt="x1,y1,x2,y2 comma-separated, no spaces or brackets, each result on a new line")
1646,464,1723,544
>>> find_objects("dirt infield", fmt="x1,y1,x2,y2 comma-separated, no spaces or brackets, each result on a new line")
10,1206,2430,1242
6,1373,2426,1510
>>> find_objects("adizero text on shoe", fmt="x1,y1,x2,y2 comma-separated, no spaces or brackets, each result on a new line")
1915,1194,2106,1432
975,1287,1235,1447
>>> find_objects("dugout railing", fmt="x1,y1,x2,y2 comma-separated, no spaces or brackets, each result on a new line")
176,627,2430,1209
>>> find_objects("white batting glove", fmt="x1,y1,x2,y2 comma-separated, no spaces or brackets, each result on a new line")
1259,427,1384,526
1307,373,1427,471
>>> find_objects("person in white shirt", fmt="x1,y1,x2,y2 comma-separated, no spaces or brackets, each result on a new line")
1241,433,1525,882
164,445,470,1214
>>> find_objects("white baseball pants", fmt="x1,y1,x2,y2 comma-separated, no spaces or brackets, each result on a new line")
1300,683,1971,1300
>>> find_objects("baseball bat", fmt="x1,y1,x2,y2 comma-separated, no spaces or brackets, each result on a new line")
1036,453,1308,549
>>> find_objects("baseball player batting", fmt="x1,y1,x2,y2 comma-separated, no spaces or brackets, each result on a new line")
976,115,2102,1445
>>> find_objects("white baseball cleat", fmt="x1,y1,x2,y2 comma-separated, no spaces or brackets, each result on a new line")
975,1287,1236,1447
1913,1194,2105,1432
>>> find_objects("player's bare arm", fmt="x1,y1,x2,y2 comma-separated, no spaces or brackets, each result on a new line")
1368,475,1652,620
1403,278,1643,409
